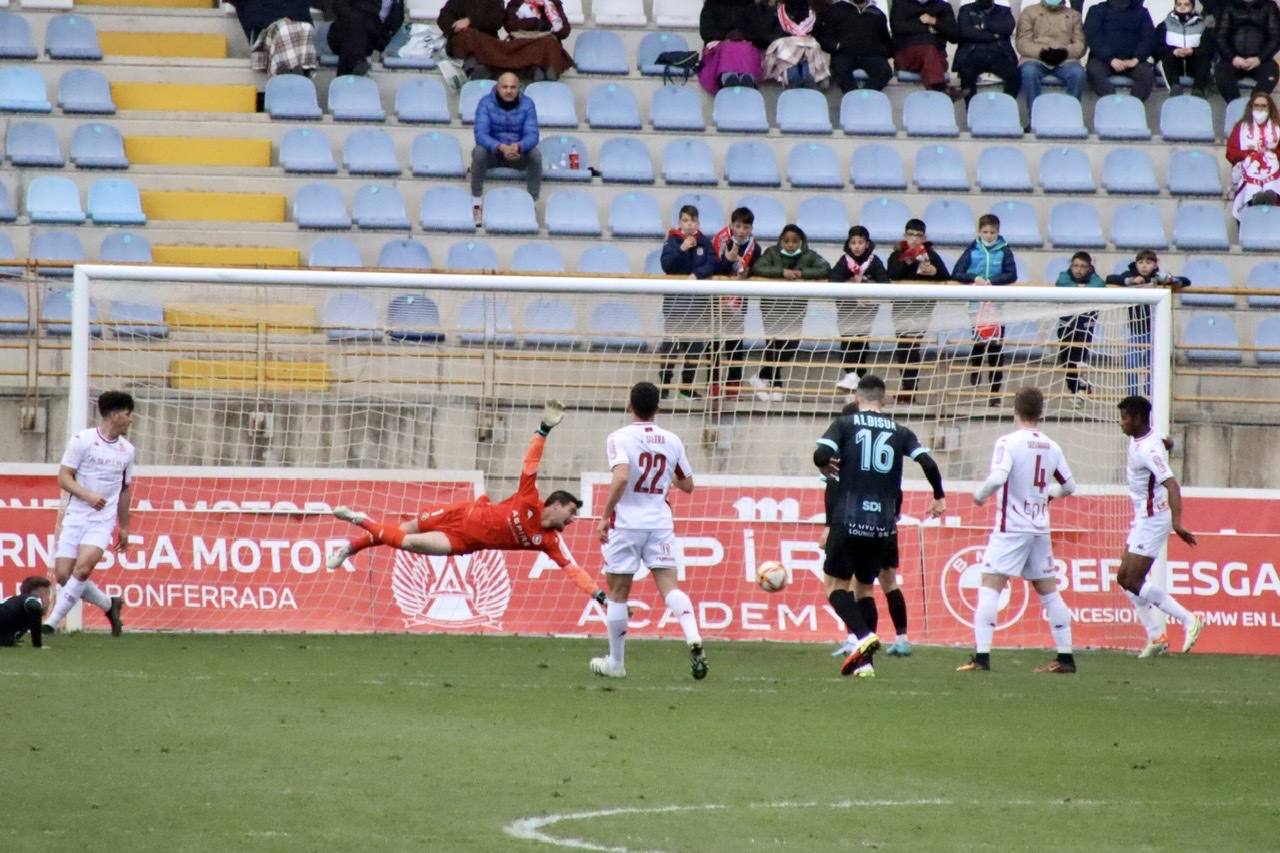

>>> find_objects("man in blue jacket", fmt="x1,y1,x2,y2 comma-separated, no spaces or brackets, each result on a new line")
471,72,542,227
1084,0,1157,100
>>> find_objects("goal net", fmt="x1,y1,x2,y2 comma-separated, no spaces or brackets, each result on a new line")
61,265,1171,650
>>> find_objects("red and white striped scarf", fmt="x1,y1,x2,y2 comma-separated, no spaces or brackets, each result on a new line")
514,0,565,33
1239,118,1280,154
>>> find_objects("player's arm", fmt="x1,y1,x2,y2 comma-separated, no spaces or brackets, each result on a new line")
974,439,1011,506
518,401,566,494
24,598,44,648
913,452,946,517
1047,457,1078,500
813,418,847,478
116,481,132,553
594,464,629,543
1163,476,1197,546
58,465,105,511
672,442,694,494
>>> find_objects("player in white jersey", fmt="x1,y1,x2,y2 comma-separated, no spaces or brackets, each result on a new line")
1116,395,1203,657
958,388,1079,673
590,382,706,681
45,391,136,635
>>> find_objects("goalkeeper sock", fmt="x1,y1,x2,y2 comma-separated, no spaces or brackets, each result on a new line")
884,587,908,638
356,521,405,549
80,580,111,611
606,600,628,666
857,595,878,634
344,529,377,555
974,586,999,654
1124,590,1165,640
827,589,868,638
1138,578,1194,628
664,589,701,646
1039,590,1073,655
47,576,86,627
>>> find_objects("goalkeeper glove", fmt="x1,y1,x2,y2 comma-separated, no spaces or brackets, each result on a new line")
539,400,566,435
594,590,608,606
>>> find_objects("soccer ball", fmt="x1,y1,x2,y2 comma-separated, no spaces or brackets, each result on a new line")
757,561,787,593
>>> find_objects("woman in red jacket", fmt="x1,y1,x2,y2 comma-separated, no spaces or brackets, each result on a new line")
1227,88,1280,221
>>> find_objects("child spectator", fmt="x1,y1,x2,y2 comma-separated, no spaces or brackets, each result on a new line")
1055,251,1105,408
887,218,949,403
658,205,716,399
953,214,1018,406
751,225,831,402
829,225,890,388
1155,0,1212,97
1106,249,1190,397
710,207,761,396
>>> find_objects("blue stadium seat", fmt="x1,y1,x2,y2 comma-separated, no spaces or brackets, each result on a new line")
353,184,410,229
1167,149,1222,196
736,193,785,241
839,89,895,136
410,131,463,177
0,284,31,333
281,128,336,174
395,77,450,124
57,68,111,114
1239,205,1280,251
420,186,474,232
545,189,602,236
796,196,849,243
6,122,63,167
1042,255,1071,284
637,32,689,75
1178,258,1234,307
851,143,907,191
643,249,663,275
1160,95,1214,142
41,288,101,336
387,293,445,342
860,196,912,244
1110,202,1167,249
308,236,362,267
574,30,628,74
914,145,969,191
87,177,145,225
294,183,351,229
314,21,338,67
343,128,400,175
27,176,84,224
2,67,52,112
713,87,768,133
976,146,1032,193
0,232,19,276
599,137,654,183
798,301,840,352
608,191,663,237
1029,93,1087,139
578,245,631,274
482,188,538,234
71,122,127,169
1172,204,1229,251
31,230,85,277
903,91,959,137
0,183,14,221
322,293,382,342
266,75,322,120
542,135,591,181
456,298,516,346
1183,313,1240,363
527,81,579,128
1094,94,1150,140
787,142,842,189
671,192,724,233
512,242,566,273
1101,148,1158,194
725,141,781,187
921,199,974,245
0,11,37,58
1246,261,1280,308
460,79,495,124
589,302,648,350
522,298,579,347
967,92,1021,138
587,83,641,129
45,14,101,60
99,231,152,264
329,75,385,121
378,238,431,270
382,25,436,69
661,138,716,186
650,84,705,131
1039,148,1095,193
989,200,1043,247
1048,202,1105,248
1224,96,1247,137
776,89,832,134
1255,316,1280,363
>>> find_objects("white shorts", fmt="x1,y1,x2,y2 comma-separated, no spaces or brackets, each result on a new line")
602,528,676,576
55,515,114,560
982,532,1055,581
1126,513,1172,559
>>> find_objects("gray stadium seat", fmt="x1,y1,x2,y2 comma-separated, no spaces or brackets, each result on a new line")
976,146,1032,193
713,87,768,133
387,294,445,342
481,188,538,234
420,186,474,232
921,199,975,245
593,0,646,26
1110,203,1167,250
851,143,907,191
650,84,705,131
527,81,579,127
395,76,450,124
294,183,351,229
1094,94,1150,140
281,128,336,174
787,142,843,189
839,89,895,136
796,196,850,243
0,11,37,58
1223,96,1246,137
1238,206,1280,251
353,184,410,229
71,122,127,169
378,238,431,269
637,32,688,76
590,302,648,350
0,183,14,221
56,68,111,114
343,128,400,175
798,302,840,353
574,30,628,74
329,75,385,121
522,298,579,347
308,236,362,267
6,121,63,167
989,200,1043,247
1166,149,1222,196
1178,258,1234,307
513,243,566,273
914,145,969,192
967,92,1022,138
662,138,716,186
1048,202,1105,248
725,141,781,187
903,91,959,137
267,75,321,120
1246,261,1280,308
456,297,515,345
409,131,462,177
1255,316,1280,363
587,83,641,129
671,192,724,233
608,191,663,237
1182,313,1240,363
459,79,495,124
2,66,52,112
1039,148,1095,193
32,230,85,277
860,196,912,244
545,189,602,236
1172,204,1229,251
45,14,101,60
99,231,151,264
542,135,591,181
315,21,338,67
1101,149,1159,194
41,288,101,336
1030,93,1087,139
322,293,382,342
776,89,832,134
0,284,30,333
653,0,698,26
86,177,145,225
643,249,663,275
578,245,631,274
599,137,654,183
1160,95,1214,142
736,193,785,241
27,176,85,224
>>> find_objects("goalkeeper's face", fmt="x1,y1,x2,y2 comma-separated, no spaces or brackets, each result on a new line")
541,501,579,531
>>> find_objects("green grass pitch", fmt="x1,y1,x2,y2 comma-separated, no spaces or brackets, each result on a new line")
2,634,1278,852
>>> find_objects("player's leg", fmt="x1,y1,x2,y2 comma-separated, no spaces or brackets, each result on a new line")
1118,521,1203,653
828,575,860,657
1028,538,1075,673
838,538,884,677
958,572,1006,672
46,544,105,628
647,531,707,679
592,532,640,677
880,535,910,655
1119,548,1169,656
822,527,876,673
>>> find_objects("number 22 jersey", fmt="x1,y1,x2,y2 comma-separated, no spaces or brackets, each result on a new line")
605,421,692,530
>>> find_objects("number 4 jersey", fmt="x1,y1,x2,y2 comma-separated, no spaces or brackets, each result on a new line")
818,411,927,538
986,428,1073,534
605,421,692,530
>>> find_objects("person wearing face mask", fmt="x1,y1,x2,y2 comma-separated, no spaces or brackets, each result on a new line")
953,0,1020,102
1015,0,1087,107
1214,0,1280,103
750,225,831,402
829,225,889,388
1155,0,1212,96
1083,0,1158,101
890,0,960,94
815,0,894,92
952,214,1018,407
1226,89,1280,219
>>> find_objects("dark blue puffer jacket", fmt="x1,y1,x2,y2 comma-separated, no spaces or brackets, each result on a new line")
474,91,540,153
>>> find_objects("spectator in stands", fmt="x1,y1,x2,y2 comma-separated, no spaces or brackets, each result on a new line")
1214,0,1280,103
237,0,318,77
952,214,1017,406
471,72,542,227
1155,0,1213,97
751,225,831,402
1055,251,1105,408
761,0,832,89
953,0,1020,102
1015,0,1087,107
327,0,404,76
709,207,760,397
1227,89,1280,219
1106,249,1190,397
829,225,889,389
503,0,574,81
815,0,894,93
699,0,770,93
658,205,716,400
887,219,948,404
890,0,959,95
1083,0,1157,101
438,0,507,80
